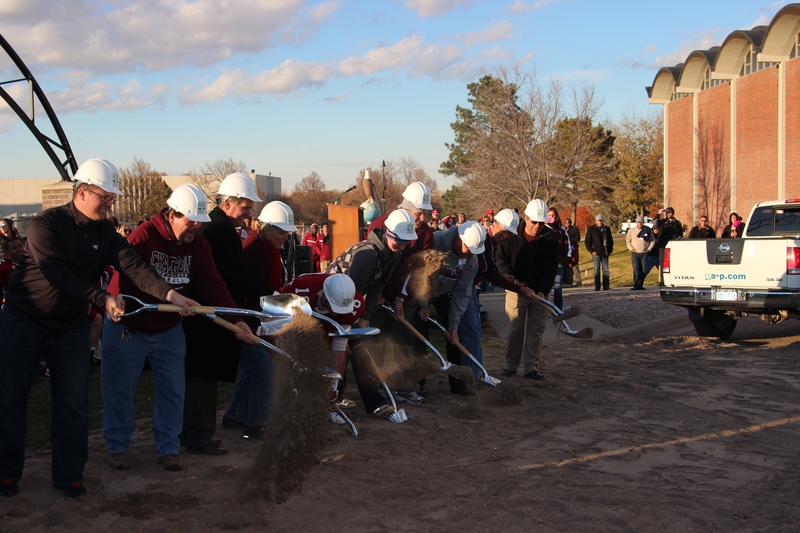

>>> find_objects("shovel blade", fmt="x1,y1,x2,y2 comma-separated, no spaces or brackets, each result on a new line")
389,409,410,423
260,294,313,317
563,326,593,339
327,327,380,339
480,373,502,388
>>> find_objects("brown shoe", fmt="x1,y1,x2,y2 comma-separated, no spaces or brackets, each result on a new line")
158,453,183,471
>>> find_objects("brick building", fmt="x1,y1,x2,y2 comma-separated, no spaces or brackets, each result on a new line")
647,4,800,231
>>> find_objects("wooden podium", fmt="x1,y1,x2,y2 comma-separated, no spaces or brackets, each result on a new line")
326,203,364,260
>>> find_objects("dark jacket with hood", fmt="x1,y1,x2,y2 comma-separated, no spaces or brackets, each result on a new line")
108,208,237,335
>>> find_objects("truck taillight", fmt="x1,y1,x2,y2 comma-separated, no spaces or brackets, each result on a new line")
788,247,800,275
663,248,670,273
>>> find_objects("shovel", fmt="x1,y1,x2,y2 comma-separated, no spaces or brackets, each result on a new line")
117,293,290,321
201,313,292,359
380,304,454,371
426,317,502,388
261,294,380,339
530,296,593,339
381,382,409,424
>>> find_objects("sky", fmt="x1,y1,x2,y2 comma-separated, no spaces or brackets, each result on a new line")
0,0,793,192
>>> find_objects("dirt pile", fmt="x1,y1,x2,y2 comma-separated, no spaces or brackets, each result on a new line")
243,313,331,503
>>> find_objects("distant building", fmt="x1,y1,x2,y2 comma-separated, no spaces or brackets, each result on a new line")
647,3,800,228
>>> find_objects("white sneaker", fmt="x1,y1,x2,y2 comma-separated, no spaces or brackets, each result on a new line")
328,410,346,425
395,390,425,404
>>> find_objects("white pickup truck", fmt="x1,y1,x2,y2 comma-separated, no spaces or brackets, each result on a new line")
660,199,800,339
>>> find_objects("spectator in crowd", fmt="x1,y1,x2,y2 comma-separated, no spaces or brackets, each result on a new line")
184,173,276,452
564,217,581,286
102,184,255,473
625,216,655,291
729,221,743,238
496,199,558,380
430,209,440,225
545,207,570,310
456,212,467,226
325,209,417,417
430,219,441,232
317,222,331,271
0,158,196,498
117,223,132,237
303,223,320,272
441,214,457,230
0,218,21,257
239,215,251,240
584,214,614,291
0,237,24,301
721,212,742,238
688,215,716,239
654,207,683,285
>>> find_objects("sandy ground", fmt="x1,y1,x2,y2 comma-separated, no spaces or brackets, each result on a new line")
3,300,800,532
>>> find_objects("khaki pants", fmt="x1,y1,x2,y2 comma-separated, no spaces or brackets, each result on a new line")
503,291,549,375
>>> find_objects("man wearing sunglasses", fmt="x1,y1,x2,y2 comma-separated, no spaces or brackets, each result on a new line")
495,199,559,381
0,158,196,499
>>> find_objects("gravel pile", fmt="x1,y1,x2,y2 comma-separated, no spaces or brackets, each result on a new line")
563,289,685,329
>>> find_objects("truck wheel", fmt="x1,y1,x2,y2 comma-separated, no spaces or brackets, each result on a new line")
692,309,737,339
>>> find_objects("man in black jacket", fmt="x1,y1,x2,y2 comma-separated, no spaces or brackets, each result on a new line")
584,214,614,291
496,199,559,380
0,158,196,498
182,173,276,452
654,207,683,285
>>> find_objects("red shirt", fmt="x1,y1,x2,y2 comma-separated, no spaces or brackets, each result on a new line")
0,255,17,300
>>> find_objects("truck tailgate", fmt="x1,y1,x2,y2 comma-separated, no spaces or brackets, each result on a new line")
666,239,798,290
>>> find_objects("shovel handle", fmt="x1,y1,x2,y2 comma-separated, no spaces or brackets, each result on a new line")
392,313,431,345
205,314,263,344
155,304,218,314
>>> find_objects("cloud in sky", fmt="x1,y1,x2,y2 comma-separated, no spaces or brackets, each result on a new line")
459,21,515,46
649,28,722,68
403,0,471,18
507,0,556,14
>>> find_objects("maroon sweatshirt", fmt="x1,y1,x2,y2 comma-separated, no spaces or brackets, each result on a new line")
108,208,238,334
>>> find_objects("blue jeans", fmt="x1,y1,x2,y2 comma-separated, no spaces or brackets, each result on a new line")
552,264,564,310
592,255,610,289
644,255,660,279
0,305,90,486
101,319,186,457
224,343,275,428
458,286,483,380
631,252,648,289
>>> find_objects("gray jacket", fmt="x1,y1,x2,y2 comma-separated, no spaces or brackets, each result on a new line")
325,228,403,322
429,227,478,331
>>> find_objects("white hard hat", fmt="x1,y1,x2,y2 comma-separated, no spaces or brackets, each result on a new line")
384,209,417,242
258,201,298,232
323,274,356,315
524,199,548,223
401,182,432,210
458,220,486,254
74,158,123,196
167,184,211,222
218,172,261,202
494,208,519,233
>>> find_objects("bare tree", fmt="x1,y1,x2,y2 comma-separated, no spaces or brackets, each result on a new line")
187,158,247,201
697,118,730,230
115,157,172,223
440,63,615,213
289,171,335,224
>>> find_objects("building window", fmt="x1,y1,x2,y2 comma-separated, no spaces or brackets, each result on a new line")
791,33,800,59
702,67,726,90
740,49,755,76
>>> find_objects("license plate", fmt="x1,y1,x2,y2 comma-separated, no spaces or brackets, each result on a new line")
715,290,738,301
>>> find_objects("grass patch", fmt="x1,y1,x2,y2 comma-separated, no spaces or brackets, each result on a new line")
574,234,660,288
